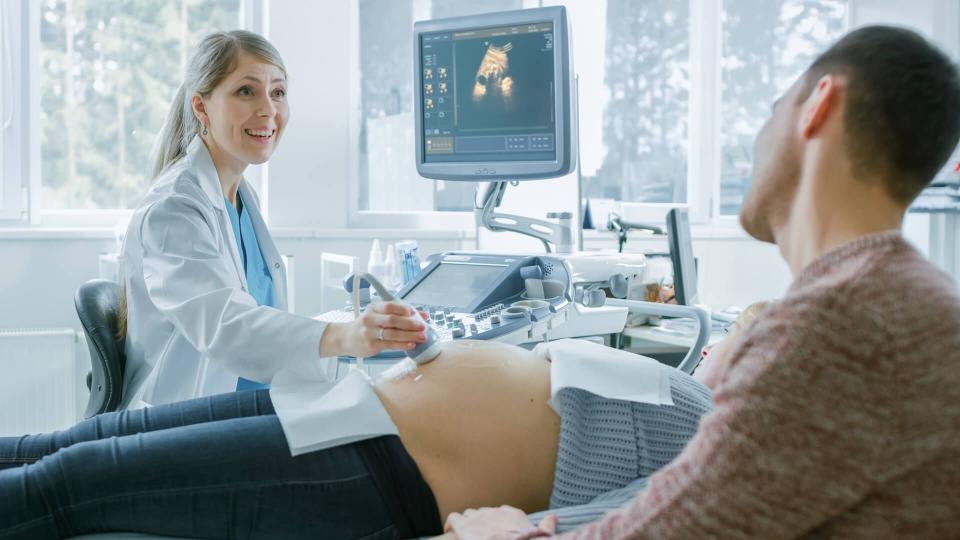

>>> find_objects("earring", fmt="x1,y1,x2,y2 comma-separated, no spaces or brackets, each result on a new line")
202,125,208,136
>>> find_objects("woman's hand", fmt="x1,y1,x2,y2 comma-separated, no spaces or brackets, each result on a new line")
319,301,428,358
444,506,557,540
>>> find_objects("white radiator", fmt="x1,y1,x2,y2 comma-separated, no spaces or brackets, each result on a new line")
0,329,90,436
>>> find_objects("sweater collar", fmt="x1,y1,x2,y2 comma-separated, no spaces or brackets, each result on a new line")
789,229,905,290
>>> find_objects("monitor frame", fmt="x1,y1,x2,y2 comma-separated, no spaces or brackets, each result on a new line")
666,208,698,306
413,6,574,181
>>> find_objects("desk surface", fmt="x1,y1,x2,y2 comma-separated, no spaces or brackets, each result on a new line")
622,324,724,355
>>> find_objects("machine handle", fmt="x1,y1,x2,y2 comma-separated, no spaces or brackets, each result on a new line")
520,265,544,280
605,299,710,375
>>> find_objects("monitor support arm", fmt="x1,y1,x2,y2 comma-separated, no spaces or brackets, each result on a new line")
607,212,665,253
476,181,575,254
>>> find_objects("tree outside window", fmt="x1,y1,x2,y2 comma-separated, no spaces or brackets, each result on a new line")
40,0,241,210
720,0,846,215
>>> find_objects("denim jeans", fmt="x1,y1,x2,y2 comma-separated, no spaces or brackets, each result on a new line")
0,390,439,540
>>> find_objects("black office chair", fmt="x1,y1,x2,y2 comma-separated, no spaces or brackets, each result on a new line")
74,279,126,418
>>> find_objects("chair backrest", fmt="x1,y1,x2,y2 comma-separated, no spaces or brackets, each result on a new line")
74,279,126,418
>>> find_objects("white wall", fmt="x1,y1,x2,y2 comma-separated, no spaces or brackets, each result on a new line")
267,0,352,229
0,234,115,329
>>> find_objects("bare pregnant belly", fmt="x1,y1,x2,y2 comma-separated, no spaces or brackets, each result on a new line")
374,340,560,522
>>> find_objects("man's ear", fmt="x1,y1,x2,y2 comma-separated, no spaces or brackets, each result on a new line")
191,94,209,130
800,74,842,139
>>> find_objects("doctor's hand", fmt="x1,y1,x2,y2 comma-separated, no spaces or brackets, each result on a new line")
444,506,557,540
319,301,428,358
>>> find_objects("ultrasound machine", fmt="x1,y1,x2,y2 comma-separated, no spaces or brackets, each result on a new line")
319,6,712,378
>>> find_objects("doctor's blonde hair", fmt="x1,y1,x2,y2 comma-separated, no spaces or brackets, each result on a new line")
118,30,286,340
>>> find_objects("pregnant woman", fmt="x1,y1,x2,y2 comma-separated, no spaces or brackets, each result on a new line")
0,335,724,539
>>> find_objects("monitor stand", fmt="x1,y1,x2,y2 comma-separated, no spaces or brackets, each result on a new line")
475,181,574,253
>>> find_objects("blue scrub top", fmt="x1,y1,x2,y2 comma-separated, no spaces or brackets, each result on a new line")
225,193,275,391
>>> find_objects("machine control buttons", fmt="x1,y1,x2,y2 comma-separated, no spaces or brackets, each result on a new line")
469,323,478,334
490,315,501,325
452,327,465,338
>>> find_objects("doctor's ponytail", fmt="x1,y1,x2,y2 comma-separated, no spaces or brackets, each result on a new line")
151,83,191,179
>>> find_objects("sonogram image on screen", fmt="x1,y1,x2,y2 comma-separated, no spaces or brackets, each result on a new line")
472,43,514,103
454,32,554,131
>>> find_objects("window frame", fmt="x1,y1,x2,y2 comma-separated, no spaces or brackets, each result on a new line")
0,0,262,227
346,0,475,230
348,0,850,231
0,0,32,223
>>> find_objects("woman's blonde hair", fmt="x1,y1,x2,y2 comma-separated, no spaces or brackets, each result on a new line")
731,301,770,333
118,30,286,340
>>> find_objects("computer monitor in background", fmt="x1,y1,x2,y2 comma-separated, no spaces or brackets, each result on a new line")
413,6,574,181
666,208,698,305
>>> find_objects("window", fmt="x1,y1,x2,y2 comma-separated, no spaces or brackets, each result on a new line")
353,0,847,224
582,0,691,205
38,0,242,211
0,7,6,209
720,0,847,216
356,0,525,214
0,0,26,222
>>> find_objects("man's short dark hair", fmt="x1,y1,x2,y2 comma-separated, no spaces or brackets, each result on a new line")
799,25,960,203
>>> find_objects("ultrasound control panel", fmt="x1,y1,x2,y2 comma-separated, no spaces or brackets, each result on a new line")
421,302,521,343
316,252,572,355
401,252,571,346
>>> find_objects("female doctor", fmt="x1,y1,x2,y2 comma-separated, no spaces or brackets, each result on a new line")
119,30,427,409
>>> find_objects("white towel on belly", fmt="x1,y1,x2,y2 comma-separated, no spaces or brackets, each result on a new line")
269,360,399,456
536,338,674,408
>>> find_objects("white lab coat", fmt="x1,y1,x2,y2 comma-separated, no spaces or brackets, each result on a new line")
120,135,328,409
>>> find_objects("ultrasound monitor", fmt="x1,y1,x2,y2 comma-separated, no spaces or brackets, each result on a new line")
414,6,574,181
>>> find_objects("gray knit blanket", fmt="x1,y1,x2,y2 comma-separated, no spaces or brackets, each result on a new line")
529,369,714,532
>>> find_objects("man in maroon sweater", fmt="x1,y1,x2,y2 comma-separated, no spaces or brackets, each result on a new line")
447,25,960,539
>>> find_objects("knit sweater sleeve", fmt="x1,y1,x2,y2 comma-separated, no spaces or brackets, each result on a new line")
560,295,893,539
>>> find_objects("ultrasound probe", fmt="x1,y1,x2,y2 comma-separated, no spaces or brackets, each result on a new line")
354,272,442,365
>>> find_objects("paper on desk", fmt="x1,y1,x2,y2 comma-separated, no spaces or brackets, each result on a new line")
270,359,398,457
539,339,674,407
